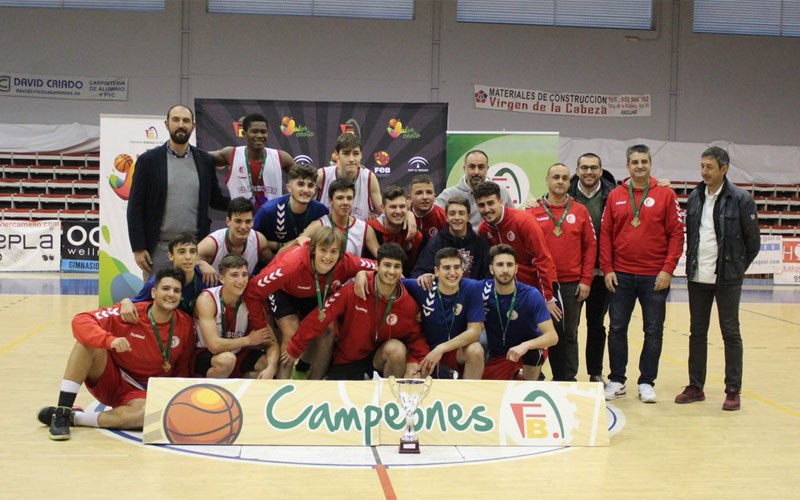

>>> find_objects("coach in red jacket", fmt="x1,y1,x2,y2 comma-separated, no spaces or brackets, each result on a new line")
600,144,684,404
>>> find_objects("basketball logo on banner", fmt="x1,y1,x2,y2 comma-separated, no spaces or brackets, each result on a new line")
162,384,243,445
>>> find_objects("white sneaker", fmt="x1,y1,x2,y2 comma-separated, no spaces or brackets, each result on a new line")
638,383,657,403
605,381,626,400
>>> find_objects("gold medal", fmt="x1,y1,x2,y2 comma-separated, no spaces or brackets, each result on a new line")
162,360,171,372
553,226,563,237
631,217,641,228
318,310,326,322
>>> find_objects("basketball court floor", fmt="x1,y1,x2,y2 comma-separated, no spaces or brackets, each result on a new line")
1,272,798,499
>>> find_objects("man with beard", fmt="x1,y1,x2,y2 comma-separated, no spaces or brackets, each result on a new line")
127,104,228,278
210,112,295,210
435,150,515,231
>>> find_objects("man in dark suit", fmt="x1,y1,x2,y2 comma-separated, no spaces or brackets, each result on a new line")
127,104,228,278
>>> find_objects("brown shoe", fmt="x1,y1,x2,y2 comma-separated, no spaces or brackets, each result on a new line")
674,385,705,404
723,390,741,411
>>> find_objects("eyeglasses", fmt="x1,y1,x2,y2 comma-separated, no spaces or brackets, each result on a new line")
578,165,600,172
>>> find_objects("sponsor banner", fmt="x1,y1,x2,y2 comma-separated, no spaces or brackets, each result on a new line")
61,221,100,273
99,114,184,306
143,379,608,447
446,132,559,204
0,72,127,101
474,84,651,118
195,99,448,193
0,220,60,272
674,234,783,277
774,238,800,285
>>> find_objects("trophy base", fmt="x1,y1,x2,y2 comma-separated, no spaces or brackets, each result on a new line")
399,439,420,454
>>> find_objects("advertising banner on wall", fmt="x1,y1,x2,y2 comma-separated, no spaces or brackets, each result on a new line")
774,237,800,285
674,235,783,277
195,99,448,193
0,220,60,271
446,132,559,205
99,114,180,306
60,221,100,273
0,72,128,101
474,84,651,117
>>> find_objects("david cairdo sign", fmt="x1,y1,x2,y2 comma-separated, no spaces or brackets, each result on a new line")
143,379,608,447
474,84,651,117
0,72,128,101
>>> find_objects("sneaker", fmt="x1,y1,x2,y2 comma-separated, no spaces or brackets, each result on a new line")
674,385,705,404
589,374,607,387
48,406,73,441
37,405,82,426
290,365,309,381
723,390,741,411
604,381,626,400
638,383,657,403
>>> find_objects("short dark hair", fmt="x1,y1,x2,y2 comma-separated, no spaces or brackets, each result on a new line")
409,174,434,189
377,243,406,264
243,113,268,131
310,227,346,260
489,243,517,264
227,197,254,217
328,178,355,199
701,146,730,168
472,181,501,201
166,104,193,122
434,247,463,268
288,163,318,182
168,232,197,253
578,152,602,168
382,185,406,203
446,195,471,214
219,254,248,275
335,133,362,153
154,267,186,288
547,163,569,176
464,149,489,164
626,144,651,162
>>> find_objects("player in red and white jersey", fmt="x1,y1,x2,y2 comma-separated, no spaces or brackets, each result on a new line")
316,132,381,221
368,185,423,275
37,268,195,440
408,174,447,248
286,243,429,380
527,163,597,381
474,181,560,319
210,113,294,210
193,254,277,379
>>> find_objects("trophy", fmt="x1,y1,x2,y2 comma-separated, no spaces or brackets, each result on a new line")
388,376,432,454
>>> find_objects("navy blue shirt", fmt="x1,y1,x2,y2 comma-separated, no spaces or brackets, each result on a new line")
482,280,550,357
254,194,329,247
403,278,485,349
131,265,209,315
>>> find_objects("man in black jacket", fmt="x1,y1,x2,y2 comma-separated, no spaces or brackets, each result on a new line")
127,104,228,278
675,146,760,411
567,153,616,384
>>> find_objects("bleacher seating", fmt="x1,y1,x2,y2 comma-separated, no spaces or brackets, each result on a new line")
0,152,100,221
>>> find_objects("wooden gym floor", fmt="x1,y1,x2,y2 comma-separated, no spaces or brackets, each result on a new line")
1,273,798,499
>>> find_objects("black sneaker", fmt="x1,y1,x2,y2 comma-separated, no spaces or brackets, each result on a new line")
47,407,74,441
37,405,82,426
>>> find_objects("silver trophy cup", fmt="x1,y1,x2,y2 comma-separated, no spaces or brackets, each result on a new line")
388,376,432,454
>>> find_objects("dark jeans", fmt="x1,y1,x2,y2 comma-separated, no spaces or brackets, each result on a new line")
548,281,582,381
607,272,669,386
687,281,744,391
582,274,609,377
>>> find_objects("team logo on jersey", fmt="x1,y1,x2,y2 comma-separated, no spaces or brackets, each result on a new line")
386,313,398,326
566,214,576,224
644,197,655,207
454,303,463,316
507,309,518,320
506,231,516,242
355,305,368,313
130,332,145,340
171,337,181,348
427,227,438,238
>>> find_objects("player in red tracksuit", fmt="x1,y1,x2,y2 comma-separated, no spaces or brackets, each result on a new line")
474,181,560,319
600,144,684,404
527,163,597,381
286,243,429,380
243,227,376,379
37,268,195,441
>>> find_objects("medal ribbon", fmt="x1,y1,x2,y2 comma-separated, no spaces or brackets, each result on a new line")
329,214,350,247
224,228,248,255
627,180,651,223
436,283,460,340
492,282,517,348
542,197,572,232
313,266,333,318
148,305,175,371
218,294,242,337
374,274,396,342
244,147,265,196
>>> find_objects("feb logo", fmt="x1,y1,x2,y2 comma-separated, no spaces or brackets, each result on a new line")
232,119,245,137
374,151,391,166
499,385,577,445
340,118,361,138
510,391,564,440
145,127,158,140
162,384,243,445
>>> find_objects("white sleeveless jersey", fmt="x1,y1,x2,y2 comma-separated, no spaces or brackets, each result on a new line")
208,228,260,275
226,146,283,205
195,286,249,353
318,215,368,256
316,165,374,220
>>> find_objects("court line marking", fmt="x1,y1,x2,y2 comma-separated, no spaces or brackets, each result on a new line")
0,317,58,356
371,446,397,500
741,307,800,327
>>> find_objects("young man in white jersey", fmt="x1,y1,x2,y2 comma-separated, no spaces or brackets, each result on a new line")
316,133,382,220
298,179,380,258
210,113,294,209
193,254,277,379
197,197,272,277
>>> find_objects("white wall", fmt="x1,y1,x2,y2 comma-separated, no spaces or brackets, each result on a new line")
1,0,798,149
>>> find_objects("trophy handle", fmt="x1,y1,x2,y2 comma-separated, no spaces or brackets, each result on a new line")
421,376,433,400
387,376,400,399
